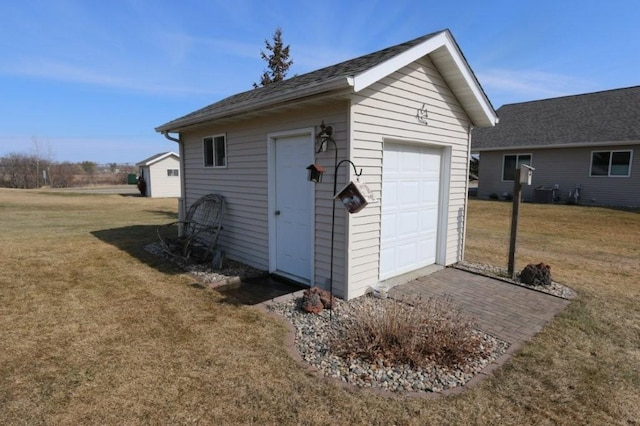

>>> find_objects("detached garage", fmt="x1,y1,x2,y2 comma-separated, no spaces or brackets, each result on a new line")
155,29,497,299
135,152,181,198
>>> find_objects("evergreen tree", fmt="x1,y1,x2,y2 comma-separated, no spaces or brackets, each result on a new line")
253,27,293,88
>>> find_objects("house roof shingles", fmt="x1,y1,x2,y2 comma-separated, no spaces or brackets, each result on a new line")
471,86,640,151
157,29,499,132
156,31,444,132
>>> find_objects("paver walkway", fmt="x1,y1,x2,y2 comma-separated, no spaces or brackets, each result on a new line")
253,266,572,394
389,267,571,353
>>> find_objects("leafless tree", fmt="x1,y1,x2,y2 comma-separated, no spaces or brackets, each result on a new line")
0,153,46,188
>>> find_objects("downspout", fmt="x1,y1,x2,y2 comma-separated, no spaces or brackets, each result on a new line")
161,131,187,226
461,124,473,262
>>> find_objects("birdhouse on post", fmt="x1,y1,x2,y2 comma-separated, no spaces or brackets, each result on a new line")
519,164,534,185
508,164,535,277
306,164,325,183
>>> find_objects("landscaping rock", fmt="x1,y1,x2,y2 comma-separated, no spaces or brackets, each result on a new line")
302,290,324,314
301,286,335,313
313,286,335,309
520,262,552,286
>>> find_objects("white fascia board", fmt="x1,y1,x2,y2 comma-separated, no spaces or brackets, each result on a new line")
352,32,448,92
352,30,497,128
149,152,178,165
438,31,498,128
139,151,179,166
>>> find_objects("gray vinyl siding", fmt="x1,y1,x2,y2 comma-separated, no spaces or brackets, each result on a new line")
181,124,269,270
347,56,472,299
477,144,639,207
179,104,350,296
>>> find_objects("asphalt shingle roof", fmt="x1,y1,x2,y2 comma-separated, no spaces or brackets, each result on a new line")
156,30,445,132
471,86,640,151
136,151,178,166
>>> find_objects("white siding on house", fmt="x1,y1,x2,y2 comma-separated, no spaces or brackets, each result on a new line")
146,156,181,198
347,56,472,299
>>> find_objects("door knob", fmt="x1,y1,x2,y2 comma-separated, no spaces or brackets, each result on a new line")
275,210,281,215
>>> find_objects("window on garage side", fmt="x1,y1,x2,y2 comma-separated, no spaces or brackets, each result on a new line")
590,150,632,177
167,169,179,177
204,135,227,167
502,154,532,181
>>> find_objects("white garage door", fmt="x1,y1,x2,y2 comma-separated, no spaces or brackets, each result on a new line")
380,143,441,280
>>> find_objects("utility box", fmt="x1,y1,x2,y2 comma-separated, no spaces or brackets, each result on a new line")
534,187,553,203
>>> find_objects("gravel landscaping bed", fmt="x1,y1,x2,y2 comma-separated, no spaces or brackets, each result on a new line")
144,242,266,285
143,247,567,394
268,295,509,394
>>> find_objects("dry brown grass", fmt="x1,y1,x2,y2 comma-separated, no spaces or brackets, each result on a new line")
1,191,638,424
331,296,489,368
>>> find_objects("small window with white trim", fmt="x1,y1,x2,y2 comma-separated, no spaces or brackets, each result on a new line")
502,154,532,181
204,135,227,167
167,169,179,177
590,150,632,177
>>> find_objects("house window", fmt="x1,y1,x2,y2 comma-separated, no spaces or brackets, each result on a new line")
502,154,532,181
590,150,632,177
167,169,179,177
204,135,227,167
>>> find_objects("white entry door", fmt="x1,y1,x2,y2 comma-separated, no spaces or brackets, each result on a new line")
273,134,313,283
380,143,442,280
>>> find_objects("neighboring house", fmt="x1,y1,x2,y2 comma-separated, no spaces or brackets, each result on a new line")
135,152,181,198
155,29,497,300
472,86,640,207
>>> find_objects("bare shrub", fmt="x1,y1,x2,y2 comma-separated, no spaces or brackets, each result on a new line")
330,296,490,368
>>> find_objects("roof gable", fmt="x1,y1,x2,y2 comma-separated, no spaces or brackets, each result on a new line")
472,86,640,151
156,29,497,133
136,151,179,167
352,31,496,126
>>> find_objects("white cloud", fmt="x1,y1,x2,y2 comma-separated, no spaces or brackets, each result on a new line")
0,57,219,97
477,68,596,106
292,43,358,73
155,32,261,64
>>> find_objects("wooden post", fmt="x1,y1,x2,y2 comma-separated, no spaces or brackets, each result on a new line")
508,168,522,277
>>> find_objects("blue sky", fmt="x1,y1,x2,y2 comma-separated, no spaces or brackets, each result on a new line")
1,0,638,164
